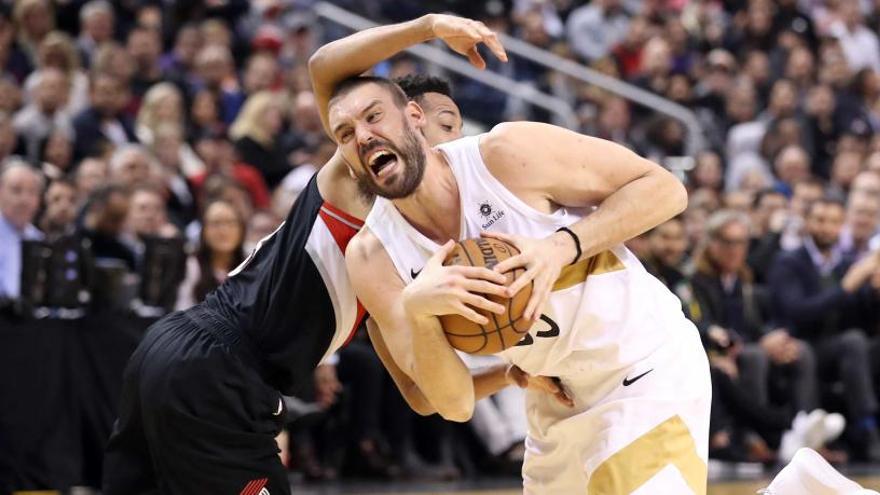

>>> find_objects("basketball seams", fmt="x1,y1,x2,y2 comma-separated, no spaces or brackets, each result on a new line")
457,242,491,353
440,238,535,354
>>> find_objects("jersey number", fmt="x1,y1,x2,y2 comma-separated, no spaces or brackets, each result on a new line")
515,314,560,347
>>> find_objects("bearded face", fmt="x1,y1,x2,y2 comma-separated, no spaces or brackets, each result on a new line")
329,82,429,200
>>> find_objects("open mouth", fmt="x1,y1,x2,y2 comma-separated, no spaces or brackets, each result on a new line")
368,149,399,177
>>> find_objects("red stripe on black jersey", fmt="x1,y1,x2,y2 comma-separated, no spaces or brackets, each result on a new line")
319,201,367,344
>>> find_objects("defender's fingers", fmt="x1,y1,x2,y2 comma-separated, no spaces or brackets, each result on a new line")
461,292,505,315
455,303,489,325
493,254,528,275
457,265,508,285
462,278,509,298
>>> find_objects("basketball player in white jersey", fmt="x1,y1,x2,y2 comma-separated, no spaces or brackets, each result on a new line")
321,47,712,494
309,15,573,413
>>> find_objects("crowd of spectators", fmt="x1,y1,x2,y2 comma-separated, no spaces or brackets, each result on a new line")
2,0,880,491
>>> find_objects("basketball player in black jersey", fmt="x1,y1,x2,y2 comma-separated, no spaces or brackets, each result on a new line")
102,14,568,495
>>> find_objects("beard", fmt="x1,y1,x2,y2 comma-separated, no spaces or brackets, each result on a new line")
354,121,426,200
811,233,838,251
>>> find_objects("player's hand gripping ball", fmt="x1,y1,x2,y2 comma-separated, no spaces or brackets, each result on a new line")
439,238,533,355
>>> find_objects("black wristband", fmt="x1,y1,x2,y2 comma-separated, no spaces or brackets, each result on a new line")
556,226,581,266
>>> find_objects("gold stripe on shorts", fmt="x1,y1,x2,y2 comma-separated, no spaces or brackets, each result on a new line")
587,414,706,495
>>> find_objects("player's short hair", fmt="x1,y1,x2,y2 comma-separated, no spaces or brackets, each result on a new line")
393,74,453,101
329,76,408,109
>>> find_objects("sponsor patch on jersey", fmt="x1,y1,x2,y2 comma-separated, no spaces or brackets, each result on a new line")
478,200,505,229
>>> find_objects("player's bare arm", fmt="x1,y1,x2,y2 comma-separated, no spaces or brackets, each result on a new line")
309,13,506,134
366,318,573,416
346,229,511,421
480,122,689,320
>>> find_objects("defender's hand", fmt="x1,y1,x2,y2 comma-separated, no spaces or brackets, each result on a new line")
506,364,574,408
483,231,570,323
427,14,508,69
402,240,509,325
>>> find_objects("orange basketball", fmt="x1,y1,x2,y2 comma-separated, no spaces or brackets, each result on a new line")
439,238,533,355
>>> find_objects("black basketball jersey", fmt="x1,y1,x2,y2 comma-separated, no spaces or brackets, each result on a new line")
202,174,365,395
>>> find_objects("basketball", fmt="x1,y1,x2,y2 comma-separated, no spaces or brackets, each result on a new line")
439,238,533,355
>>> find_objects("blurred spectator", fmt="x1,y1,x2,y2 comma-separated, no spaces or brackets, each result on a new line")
803,84,841,178
772,145,812,195
79,183,135,270
641,216,694,306
126,25,164,103
160,23,202,83
770,197,880,461
286,90,328,156
838,190,880,259
39,126,74,177
829,150,864,197
108,144,157,188
176,199,245,310
72,72,137,160
244,209,281,254
690,150,725,192
40,177,76,239
23,31,89,116
565,0,630,63
192,131,270,210
90,42,135,89
243,52,280,95
230,91,290,189
77,0,115,66
0,112,24,163
829,0,880,73
692,211,817,415
0,159,43,299
193,44,245,125
13,66,73,163
137,82,205,178
150,123,199,227
126,183,177,245
74,156,108,200
13,0,54,66
781,177,826,250
748,188,790,283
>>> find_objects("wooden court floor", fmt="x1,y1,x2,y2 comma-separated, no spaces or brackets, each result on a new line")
349,476,880,495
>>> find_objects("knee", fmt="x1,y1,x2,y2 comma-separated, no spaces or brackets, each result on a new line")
794,340,816,370
738,344,769,370
840,329,869,353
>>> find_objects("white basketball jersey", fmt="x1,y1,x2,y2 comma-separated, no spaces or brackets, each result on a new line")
364,135,690,378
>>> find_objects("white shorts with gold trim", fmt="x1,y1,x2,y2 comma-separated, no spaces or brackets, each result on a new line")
522,322,711,495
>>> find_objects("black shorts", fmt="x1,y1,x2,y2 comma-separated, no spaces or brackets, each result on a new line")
102,308,289,495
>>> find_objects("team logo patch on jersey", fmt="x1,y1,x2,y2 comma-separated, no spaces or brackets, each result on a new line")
478,200,505,229
240,478,269,495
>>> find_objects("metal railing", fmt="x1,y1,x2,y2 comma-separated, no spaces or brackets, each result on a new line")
497,33,706,156
312,1,579,130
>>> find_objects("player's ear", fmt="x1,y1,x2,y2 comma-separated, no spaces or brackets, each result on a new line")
405,101,426,128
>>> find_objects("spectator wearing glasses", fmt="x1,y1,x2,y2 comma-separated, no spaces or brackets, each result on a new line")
693,211,818,419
